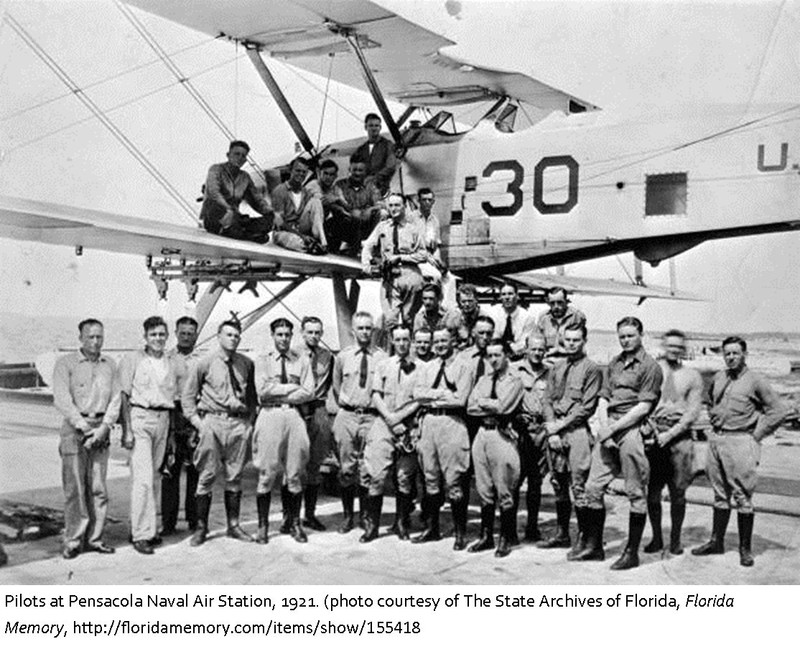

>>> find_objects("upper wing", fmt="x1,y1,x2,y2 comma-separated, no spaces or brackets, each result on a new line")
507,271,703,301
0,194,362,277
128,0,596,113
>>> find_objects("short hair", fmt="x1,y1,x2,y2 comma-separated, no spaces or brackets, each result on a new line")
616,316,643,334
527,333,547,348
722,335,747,352
499,282,519,294
563,321,587,339
364,112,381,124
270,317,294,333
78,318,103,333
143,315,167,333
386,192,405,204
289,156,309,170
301,316,323,330
432,325,453,338
391,324,412,338
175,316,198,329
218,319,242,333
487,337,510,354
421,283,442,299
351,311,374,326
457,283,478,299
228,140,250,153
318,159,338,172
474,315,495,329
417,187,434,198
414,327,432,338
348,155,367,166
663,328,686,340
547,286,569,300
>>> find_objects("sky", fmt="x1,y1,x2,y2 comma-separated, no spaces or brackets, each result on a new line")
1,0,800,347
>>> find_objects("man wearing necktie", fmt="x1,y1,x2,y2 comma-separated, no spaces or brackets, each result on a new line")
460,315,496,443
467,339,524,558
361,194,428,337
582,317,663,570
541,323,602,557
182,318,257,547
362,325,422,542
253,318,315,544
413,327,474,549
332,312,388,533
644,329,702,557
491,283,534,360
536,287,587,360
692,336,786,567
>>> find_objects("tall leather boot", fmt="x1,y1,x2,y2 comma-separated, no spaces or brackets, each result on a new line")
567,505,588,560
508,487,520,546
190,493,211,547
524,479,542,542
669,501,686,555
395,493,411,541
495,507,514,558
358,486,369,530
338,485,356,534
691,508,731,555
360,495,382,543
224,491,254,542
303,484,326,531
413,494,442,543
468,505,495,553
255,493,271,544
572,507,606,561
610,512,646,570
279,485,292,534
289,492,308,544
738,512,754,567
451,497,468,551
643,499,664,553
538,500,572,548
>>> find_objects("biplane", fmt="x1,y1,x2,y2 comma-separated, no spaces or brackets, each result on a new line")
2,0,799,346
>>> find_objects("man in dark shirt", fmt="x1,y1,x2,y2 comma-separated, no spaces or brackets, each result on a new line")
351,113,397,194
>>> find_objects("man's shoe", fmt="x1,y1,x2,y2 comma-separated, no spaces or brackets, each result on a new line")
160,527,176,537
190,493,211,547
537,532,572,549
738,513,755,567
468,505,495,553
691,508,731,556
224,491,254,542
86,542,115,554
289,493,308,544
643,537,664,554
609,512,646,571
338,485,356,534
133,540,154,555
62,545,81,560
149,534,163,547
572,508,606,562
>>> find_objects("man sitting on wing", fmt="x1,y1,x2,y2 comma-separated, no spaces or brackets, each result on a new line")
271,157,328,254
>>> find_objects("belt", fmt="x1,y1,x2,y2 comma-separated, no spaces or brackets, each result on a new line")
261,402,297,410
424,407,463,417
712,427,755,436
340,403,377,415
200,410,250,420
80,413,104,420
132,404,172,412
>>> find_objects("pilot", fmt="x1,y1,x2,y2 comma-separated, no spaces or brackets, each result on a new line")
581,316,663,570
491,282,535,360
271,157,329,254
412,327,434,363
331,311,388,533
412,283,460,337
467,338,524,558
182,318,257,547
161,316,200,537
362,324,422,542
252,318,314,544
200,140,274,243
119,316,186,555
536,287,587,359
296,316,334,531
692,336,786,567
351,112,397,194
413,326,474,550
306,160,350,254
52,318,121,560
453,283,488,348
334,157,384,252
412,187,447,288
361,193,428,332
541,322,602,557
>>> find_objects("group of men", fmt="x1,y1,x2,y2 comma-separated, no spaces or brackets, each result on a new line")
48,281,787,572
200,114,398,256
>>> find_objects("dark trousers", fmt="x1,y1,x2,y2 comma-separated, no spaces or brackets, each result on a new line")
161,433,198,530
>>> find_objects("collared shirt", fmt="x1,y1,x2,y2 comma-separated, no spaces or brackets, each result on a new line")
296,344,333,402
601,346,663,416
351,136,396,190
271,182,321,231
119,350,186,409
413,353,473,409
372,355,418,411
490,304,535,351
361,216,428,271
412,305,461,337
709,366,786,436
306,179,349,218
334,177,383,213
200,163,272,222
182,350,257,418
458,345,494,383
512,360,550,420
544,354,602,431
652,359,703,431
536,306,587,354
53,351,121,428
333,345,388,409
467,369,524,418
452,305,488,348
255,348,314,406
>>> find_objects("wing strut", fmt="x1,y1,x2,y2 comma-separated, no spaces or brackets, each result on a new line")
245,46,316,156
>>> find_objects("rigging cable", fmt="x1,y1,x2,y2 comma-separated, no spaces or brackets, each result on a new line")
5,12,198,222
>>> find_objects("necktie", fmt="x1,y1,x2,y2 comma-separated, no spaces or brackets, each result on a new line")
359,348,369,389
392,221,400,254
501,313,514,347
432,359,447,389
310,348,319,387
476,351,486,380
490,373,498,399
227,358,242,398
279,354,288,384
662,366,678,402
